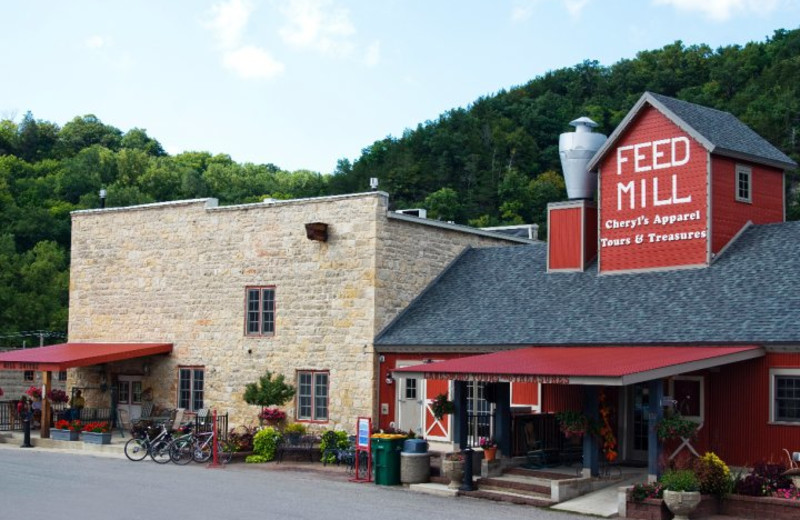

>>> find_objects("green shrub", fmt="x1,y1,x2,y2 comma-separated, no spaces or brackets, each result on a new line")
284,422,307,435
630,482,664,502
660,469,700,492
251,426,282,461
694,452,733,498
245,454,271,463
319,430,350,464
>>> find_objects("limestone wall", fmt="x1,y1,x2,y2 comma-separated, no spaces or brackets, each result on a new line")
69,193,524,430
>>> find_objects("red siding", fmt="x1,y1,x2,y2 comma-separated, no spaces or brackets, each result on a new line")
549,206,583,270
598,107,708,273
707,352,800,466
711,156,784,253
541,384,583,413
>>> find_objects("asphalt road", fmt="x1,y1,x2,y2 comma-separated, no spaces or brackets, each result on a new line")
0,447,595,520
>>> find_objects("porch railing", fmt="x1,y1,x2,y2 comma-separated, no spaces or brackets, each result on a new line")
0,401,22,431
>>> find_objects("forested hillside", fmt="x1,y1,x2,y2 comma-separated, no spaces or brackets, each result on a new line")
1,28,798,345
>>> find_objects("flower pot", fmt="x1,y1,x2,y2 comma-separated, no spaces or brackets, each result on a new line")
51,429,80,441
663,490,701,520
483,446,498,461
82,432,112,445
442,459,464,489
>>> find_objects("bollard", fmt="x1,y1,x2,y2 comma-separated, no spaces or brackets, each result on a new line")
21,413,33,448
460,447,475,491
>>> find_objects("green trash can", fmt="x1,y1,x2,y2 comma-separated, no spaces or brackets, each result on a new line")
371,437,404,485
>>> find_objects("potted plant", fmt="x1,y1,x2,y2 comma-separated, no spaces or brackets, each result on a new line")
431,393,455,420
442,452,465,489
660,469,701,520
81,421,112,444
258,407,287,429
555,410,589,438
25,385,42,401
52,419,82,441
656,413,699,441
243,371,296,425
284,422,307,443
479,436,498,461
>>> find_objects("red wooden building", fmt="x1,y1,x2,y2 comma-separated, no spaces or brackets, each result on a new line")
377,92,799,479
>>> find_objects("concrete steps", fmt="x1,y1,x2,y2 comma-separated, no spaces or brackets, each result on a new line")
460,488,555,507
478,475,550,497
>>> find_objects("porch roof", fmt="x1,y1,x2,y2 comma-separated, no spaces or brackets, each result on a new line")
392,345,763,386
0,342,173,372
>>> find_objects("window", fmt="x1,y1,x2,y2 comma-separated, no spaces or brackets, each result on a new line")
24,370,34,381
178,367,204,412
669,376,704,421
736,164,752,203
771,369,800,424
246,286,275,336
297,370,328,422
405,378,417,400
58,371,67,382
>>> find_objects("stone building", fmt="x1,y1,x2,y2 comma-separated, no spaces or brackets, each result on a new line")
65,192,527,429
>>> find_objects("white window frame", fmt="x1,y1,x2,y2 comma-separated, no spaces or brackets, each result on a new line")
770,368,800,425
297,370,329,422
669,376,704,423
735,164,752,203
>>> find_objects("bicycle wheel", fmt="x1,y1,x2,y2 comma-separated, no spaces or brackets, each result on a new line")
124,438,149,462
193,439,212,463
150,439,173,464
170,438,194,465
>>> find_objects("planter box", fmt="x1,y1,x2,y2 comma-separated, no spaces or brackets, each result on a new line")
51,429,80,441
625,491,799,520
81,432,112,445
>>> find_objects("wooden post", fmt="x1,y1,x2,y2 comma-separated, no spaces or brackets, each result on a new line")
41,371,52,438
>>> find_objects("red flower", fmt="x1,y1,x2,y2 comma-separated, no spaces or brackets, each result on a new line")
56,419,82,431
82,421,110,433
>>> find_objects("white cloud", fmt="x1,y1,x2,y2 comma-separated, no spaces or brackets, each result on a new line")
564,0,590,17
85,35,106,49
364,40,380,67
223,45,285,79
511,5,535,22
279,0,356,57
653,0,780,21
207,0,254,48
205,0,285,80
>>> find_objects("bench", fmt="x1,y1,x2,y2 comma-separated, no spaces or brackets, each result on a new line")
276,434,318,463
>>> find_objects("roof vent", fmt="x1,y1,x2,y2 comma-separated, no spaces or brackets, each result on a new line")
395,208,427,219
559,117,607,200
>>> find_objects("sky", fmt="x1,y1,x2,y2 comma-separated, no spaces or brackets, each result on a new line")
1,1,798,174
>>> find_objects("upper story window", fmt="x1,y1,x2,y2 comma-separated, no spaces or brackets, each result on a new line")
736,164,752,203
24,370,34,381
58,370,67,381
246,286,275,336
771,368,800,424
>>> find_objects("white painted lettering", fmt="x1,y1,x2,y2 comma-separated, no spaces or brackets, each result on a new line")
617,145,634,175
652,139,670,170
672,136,690,166
634,143,651,172
617,181,635,211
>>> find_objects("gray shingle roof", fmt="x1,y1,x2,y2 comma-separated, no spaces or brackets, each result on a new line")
587,92,797,171
374,221,800,347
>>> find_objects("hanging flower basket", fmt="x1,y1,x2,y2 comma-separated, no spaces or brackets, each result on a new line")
431,393,455,420
556,410,589,438
656,413,699,441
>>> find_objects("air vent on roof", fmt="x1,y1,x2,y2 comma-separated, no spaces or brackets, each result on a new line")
395,208,427,219
559,117,607,200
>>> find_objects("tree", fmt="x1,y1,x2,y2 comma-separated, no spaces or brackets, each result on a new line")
243,371,296,409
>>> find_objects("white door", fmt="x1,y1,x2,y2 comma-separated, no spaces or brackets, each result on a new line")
396,361,424,435
117,376,144,424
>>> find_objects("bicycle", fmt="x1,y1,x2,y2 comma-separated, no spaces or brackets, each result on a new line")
170,429,232,464
124,421,174,462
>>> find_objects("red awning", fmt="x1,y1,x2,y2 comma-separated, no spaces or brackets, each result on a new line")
0,342,173,372
393,345,763,386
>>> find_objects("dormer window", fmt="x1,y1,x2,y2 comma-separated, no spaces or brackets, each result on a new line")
736,164,752,203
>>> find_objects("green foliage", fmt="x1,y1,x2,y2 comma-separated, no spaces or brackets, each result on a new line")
630,482,664,502
250,426,282,461
319,430,350,463
284,422,307,435
656,413,699,441
660,469,700,492
243,371,296,408
431,393,455,420
694,452,733,498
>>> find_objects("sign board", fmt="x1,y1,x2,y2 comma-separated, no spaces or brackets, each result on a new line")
356,416,371,450
599,108,708,272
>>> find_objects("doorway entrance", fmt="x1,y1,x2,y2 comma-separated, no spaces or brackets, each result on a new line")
626,383,650,463
395,361,423,435
117,375,144,425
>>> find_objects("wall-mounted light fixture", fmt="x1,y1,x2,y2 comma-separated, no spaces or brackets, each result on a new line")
378,355,385,363
142,363,151,376
385,373,394,385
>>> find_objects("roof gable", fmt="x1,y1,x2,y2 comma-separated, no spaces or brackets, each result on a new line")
587,92,797,171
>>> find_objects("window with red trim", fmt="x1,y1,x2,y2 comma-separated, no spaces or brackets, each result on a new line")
297,370,328,422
